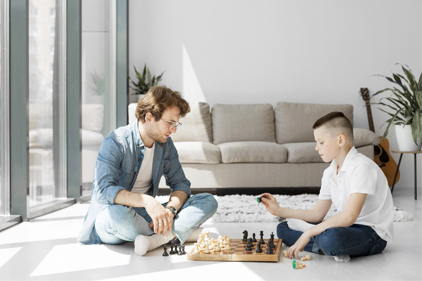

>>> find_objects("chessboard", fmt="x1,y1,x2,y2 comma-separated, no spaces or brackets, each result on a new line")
187,239,282,262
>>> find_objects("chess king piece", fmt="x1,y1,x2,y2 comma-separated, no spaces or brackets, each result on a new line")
162,245,169,256
242,230,248,242
252,233,257,242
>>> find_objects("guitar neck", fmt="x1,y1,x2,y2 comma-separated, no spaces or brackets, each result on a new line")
364,101,375,133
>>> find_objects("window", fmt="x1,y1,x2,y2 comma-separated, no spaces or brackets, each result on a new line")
0,0,10,217
81,0,117,199
50,7,55,18
29,24,39,37
28,0,66,211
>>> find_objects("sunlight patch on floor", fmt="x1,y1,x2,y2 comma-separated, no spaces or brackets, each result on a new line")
0,247,22,268
30,243,131,276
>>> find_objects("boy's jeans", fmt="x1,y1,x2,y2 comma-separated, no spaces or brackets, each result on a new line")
277,221,387,256
95,193,217,245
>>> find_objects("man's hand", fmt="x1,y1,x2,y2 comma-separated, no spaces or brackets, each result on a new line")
144,198,173,235
287,230,312,259
259,193,282,216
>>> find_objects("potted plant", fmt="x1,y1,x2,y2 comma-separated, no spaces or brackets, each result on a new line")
129,64,164,97
90,70,105,104
372,64,422,150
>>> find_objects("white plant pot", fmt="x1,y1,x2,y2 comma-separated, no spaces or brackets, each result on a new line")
395,124,422,151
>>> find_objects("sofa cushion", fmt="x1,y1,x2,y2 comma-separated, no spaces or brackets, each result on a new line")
212,104,276,144
283,142,324,163
353,128,380,147
82,104,104,133
218,142,287,163
81,129,105,146
173,141,220,164
170,102,212,143
275,102,353,144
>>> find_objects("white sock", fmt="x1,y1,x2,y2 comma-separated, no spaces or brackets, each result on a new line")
333,255,351,262
185,227,204,243
134,232,174,256
287,218,314,232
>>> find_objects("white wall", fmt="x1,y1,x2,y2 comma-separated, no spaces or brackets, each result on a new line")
129,0,422,190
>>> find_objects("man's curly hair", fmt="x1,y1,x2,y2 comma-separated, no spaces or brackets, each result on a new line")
135,86,190,123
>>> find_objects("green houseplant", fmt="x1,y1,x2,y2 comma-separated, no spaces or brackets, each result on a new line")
372,64,422,147
91,71,105,96
129,64,164,96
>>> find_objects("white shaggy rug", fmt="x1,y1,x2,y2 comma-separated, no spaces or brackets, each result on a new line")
156,194,415,223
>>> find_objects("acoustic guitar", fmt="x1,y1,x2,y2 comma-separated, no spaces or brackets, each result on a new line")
360,88,399,186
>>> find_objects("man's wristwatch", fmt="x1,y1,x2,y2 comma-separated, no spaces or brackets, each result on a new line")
166,206,178,218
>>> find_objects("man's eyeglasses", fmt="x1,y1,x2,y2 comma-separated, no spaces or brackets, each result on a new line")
161,118,182,130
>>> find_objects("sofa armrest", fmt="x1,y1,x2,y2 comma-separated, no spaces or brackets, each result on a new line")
353,128,380,147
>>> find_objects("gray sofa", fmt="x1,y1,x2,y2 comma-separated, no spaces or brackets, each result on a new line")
128,102,379,190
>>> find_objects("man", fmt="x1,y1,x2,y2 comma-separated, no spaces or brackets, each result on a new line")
78,86,218,256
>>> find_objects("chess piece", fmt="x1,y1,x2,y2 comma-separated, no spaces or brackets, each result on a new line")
177,245,183,255
266,242,273,254
283,250,288,257
270,232,274,241
242,230,248,242
252,233,257,242
225,241,231,252
193,243,200,254
182,245,186,255
162,245,169,256
174,244,178,254
256,242,262,253
301,254,311,261
204,242,210,254
259,231,265,244
170,245,175,254
215,243,221,252
246,238,253,251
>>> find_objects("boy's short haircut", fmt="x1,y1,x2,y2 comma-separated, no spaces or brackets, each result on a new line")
135,86,191,123
313,111,354,142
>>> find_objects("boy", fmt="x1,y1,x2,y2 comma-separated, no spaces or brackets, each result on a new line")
260,112,393,262
78,86,218,255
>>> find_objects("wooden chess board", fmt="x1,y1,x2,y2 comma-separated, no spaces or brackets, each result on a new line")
187,239,282,262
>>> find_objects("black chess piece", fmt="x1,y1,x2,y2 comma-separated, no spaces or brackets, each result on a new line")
256,242,262,253
259,231,265,244
242,230,248,242
174,244,179,254
181,245,186,255
270,232,275,241
177,245,183,255
246,238,253,251
169,245,175,254
162,245,169,256
252,233,257,242
266,242,273,254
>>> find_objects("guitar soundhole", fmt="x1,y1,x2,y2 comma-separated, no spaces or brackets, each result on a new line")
378,144,390,163
374,146,380,156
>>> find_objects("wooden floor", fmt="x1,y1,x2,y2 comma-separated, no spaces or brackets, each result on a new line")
0,187,420,281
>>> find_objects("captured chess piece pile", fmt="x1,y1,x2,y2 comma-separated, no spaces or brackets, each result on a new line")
283,251,311,270
162,243,186,256
192,232,232,254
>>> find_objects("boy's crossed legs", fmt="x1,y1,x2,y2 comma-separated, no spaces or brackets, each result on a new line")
278,220,387,262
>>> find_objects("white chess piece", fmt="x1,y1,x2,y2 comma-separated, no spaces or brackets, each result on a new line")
204,242,210,254
215,243,221,252
193,243,201,254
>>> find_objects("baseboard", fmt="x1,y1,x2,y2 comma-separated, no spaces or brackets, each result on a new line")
157,187,321,196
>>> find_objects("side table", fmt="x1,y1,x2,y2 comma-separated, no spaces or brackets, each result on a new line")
391,150,422,200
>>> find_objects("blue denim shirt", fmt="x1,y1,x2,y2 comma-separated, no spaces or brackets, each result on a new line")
77,121,191,244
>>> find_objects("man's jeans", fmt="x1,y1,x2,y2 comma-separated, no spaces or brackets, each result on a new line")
95,193,218,245
277,221,387,256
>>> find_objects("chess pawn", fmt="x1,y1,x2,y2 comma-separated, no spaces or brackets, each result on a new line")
283,250,288,257
193,243,200,254
224,241,231,252
204,242,210,254
215,243,221,252
200,240,206,250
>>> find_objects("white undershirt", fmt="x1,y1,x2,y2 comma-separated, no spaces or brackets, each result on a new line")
132,142,155,194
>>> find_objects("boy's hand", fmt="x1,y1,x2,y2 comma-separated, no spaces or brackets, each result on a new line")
287,230,312,259
259,193,281,216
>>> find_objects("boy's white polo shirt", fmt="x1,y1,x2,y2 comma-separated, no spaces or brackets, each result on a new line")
319,146,394,244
